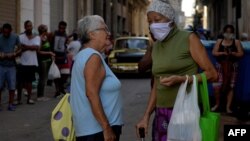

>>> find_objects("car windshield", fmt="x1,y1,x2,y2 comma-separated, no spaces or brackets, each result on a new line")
115,38,149,50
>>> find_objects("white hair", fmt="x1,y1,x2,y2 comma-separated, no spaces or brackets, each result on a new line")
78,15,105,43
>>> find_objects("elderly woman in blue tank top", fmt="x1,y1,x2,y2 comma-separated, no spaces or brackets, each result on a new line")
70,15,123,141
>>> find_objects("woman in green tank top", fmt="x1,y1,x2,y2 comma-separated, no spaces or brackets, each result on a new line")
136,0,218,140
37,24,55,101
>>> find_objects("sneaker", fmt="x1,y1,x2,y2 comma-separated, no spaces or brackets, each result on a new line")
27,99,35,104
8,104,16,111
13,101,23,106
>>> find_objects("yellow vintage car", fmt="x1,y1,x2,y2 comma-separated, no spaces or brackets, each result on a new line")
108,36,151,73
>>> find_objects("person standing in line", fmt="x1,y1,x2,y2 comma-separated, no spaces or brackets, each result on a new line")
36,24,55,101
51,21,69,97
67,32,81,72
18,20,41,104
135,0,217,140
70,15,123,141
212,24,244,113
0,23,22,111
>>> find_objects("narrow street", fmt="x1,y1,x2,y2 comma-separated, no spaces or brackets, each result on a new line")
0,78,248,141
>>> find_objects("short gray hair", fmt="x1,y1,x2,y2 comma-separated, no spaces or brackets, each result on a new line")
78,15,104,43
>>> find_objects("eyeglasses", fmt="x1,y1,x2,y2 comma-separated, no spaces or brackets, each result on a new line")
94,27,111,35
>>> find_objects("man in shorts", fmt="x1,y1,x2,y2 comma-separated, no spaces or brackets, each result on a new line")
0,23,21,111
18,20,41,104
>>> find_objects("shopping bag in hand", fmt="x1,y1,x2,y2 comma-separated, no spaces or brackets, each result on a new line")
199,73,220,141
168,75,202,141
48,61,61,80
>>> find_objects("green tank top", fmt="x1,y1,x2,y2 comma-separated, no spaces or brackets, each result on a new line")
152,26,198,108
39,41,52,62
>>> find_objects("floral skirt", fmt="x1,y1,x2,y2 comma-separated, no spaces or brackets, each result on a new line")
152,107,173,141
213,62,238,90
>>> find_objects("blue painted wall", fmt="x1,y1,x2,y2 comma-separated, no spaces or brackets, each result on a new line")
202,40,250,102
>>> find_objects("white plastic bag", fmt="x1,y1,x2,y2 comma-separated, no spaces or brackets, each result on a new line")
48,61,61,80
167,75,201,141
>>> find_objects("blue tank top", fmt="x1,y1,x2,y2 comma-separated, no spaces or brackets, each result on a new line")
70,48,123,136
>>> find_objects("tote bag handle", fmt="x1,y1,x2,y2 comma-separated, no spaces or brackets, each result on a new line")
199,73,211,114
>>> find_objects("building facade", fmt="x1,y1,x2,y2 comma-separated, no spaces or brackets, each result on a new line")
129,0,150,37
199,0,250,39
0,0,19,32
0,0,150,38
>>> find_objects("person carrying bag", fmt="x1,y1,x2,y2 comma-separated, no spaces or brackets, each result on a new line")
167,73,220,141
48,60,61,80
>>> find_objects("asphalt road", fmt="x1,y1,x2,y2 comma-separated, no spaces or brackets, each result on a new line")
0,78,152,141
0,77,249,141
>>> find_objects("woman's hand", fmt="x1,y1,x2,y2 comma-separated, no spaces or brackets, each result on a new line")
220,51,228,56
103,126,116,141
136,116,149,138
50,52,56,57
159,75,185,86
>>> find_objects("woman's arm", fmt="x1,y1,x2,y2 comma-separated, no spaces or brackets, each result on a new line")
143,77,157,119
159,33,218,86
232,40,244,57
189,33,218,82
212,39,227,56
21,44,39,51
84,54,115,140
138,45,152,72
136,77,156,136
38,50,55,57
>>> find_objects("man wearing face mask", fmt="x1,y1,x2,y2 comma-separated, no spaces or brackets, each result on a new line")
212,24,244,113
136,0,218,140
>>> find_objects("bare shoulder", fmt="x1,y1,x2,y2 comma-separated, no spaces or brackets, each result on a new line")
188,33,203,49
84,53,105,78
87,54,102,67
216,38,223,42
189,32,199,40
235,39,241,44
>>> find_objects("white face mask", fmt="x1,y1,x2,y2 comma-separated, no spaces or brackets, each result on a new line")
223,33,234,39
149,21,172,41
